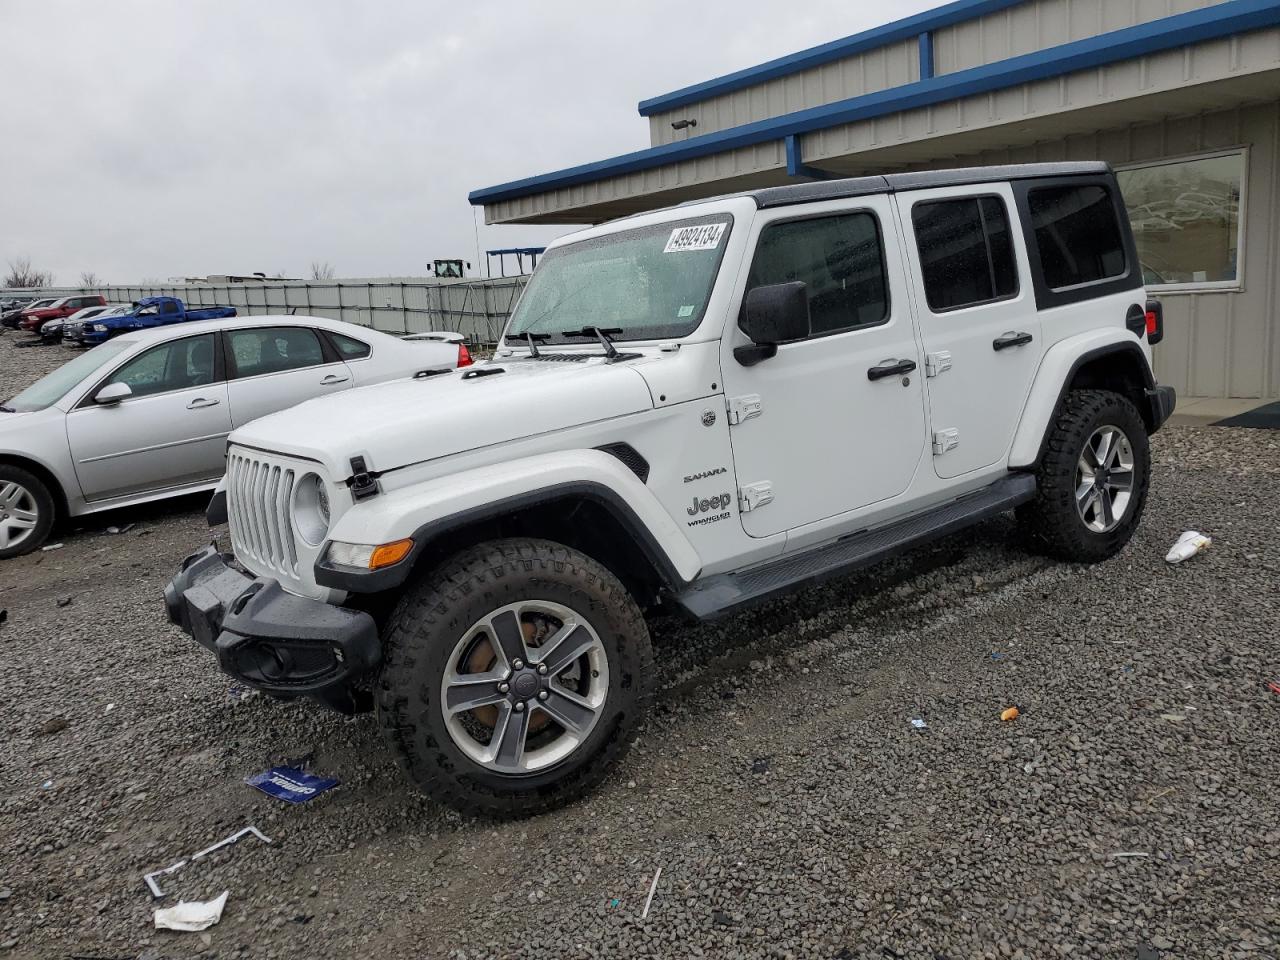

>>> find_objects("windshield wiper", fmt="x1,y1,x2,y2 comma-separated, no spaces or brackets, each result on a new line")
562,326,623,360
511,331,550,357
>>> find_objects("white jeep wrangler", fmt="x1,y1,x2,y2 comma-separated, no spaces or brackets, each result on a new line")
166,162,1175,816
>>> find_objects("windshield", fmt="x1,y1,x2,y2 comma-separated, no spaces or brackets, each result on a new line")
505,214,733,344
5,341,132,412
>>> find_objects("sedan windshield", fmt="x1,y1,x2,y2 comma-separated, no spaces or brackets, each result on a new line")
5,341,132,412
505,215,732,345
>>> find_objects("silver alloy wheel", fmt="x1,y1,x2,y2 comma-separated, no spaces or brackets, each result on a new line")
440,600,610,774
0,481,40,551
1074,424,1135,533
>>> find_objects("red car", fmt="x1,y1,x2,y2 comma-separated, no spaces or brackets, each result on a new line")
19,294,106,332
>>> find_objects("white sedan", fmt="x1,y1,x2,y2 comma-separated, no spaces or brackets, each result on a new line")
0,315,468,557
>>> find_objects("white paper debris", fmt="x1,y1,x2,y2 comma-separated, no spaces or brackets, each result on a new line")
1165,530,1211,564
154,891,228,932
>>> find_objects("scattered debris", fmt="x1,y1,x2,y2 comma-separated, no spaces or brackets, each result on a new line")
1165,530,1211,564
40,543,64,552
153,891,228,932
40,780,53,790
106,523,136,535
1146,787,1176,807
712,910,732,926
1111,851,1150,859
0,609,6,626
1267,677,1280,696
37,717,68,737
1160,713,1186,723
750,757,770,775
990,651,1006,661
289,914,314,925
143,826,273,898
641,866,662,920
1000,706,1020,722
56,596,72,608
910,718,928,731
607,898,620,909
104,703,115,714
245,766,338,804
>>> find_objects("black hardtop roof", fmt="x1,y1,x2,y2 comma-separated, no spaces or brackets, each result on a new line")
747,161,1112,208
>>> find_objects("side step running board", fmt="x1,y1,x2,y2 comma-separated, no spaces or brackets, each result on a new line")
674,473,1037,622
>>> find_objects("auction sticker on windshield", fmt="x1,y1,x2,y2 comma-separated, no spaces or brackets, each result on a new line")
664,222,726,253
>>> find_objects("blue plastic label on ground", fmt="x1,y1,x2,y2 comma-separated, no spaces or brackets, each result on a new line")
246,766,338,803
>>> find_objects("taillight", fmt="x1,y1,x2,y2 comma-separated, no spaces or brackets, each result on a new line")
456,343,473,368
1145,299,1164,346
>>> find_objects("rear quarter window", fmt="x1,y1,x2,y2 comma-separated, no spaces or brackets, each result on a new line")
1027,184,1127,289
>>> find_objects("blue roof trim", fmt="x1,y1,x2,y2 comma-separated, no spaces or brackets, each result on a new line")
636,0,1025,117
470,0,1280,207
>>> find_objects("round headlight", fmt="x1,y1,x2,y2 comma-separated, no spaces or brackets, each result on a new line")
293,473,331,546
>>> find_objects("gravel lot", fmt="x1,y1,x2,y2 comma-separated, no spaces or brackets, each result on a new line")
1,332,1278,960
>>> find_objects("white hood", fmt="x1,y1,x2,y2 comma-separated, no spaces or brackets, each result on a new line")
229,357,655,477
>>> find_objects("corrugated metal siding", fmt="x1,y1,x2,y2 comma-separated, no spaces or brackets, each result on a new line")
647,39,919,146
933,0,1228,74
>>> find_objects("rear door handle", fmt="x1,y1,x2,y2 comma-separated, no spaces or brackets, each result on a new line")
320,374,350,385
867,358,917,381
187,398,220,409
993,331,1033,351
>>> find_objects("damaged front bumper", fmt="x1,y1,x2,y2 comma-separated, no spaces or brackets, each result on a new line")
164,545,381,712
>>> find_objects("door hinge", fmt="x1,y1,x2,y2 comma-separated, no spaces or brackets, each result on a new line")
932,428,960,456
925,351,952,378
726,393,763,425
738,481,773,513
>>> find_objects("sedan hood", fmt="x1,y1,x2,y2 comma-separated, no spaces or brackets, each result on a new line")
229,357,655,477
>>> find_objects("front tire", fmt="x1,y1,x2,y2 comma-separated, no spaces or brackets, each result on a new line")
1018,389,1151,562
0,466,55,559
375,538,652,818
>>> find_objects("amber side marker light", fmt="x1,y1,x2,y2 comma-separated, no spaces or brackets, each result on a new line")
369,539,414,570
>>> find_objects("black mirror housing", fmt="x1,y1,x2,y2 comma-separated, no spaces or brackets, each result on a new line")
735,281,810,366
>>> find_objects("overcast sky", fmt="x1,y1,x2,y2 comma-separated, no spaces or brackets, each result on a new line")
1,0,941,284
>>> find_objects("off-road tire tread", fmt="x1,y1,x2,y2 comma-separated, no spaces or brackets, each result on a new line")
375,537,652,819
1019,389,1150,562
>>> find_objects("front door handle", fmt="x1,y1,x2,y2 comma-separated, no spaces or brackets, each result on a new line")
993,331,1033,351
867,358,917,381
320,374,350,385
187,398,220,409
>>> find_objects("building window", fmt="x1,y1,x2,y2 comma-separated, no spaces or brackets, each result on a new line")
1117,151,1244,289
1026,184,1127,290
911,195,1018,312
744,212,889,337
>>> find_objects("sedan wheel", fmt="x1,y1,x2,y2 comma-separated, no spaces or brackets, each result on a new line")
0,481,41,552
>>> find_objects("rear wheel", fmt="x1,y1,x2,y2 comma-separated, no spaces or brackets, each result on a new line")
1018,389,1151,562
0,466,55,559
376,538,652,817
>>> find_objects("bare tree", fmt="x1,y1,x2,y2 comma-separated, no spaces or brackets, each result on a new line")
4,256,54,288
310,260,336,280
79,271,101,288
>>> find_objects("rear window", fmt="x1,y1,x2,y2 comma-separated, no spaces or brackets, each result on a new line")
1027,185,1126,290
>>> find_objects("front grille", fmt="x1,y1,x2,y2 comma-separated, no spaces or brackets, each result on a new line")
227,452,299,577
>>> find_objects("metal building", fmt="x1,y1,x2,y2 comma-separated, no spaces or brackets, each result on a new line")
470,0,1280,402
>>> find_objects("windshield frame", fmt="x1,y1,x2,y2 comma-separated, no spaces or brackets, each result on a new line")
503,211,735,347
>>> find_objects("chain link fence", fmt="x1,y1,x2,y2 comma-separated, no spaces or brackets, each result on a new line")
1,276,530,347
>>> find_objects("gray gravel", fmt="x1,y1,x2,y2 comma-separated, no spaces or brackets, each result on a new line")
2,332,1278,959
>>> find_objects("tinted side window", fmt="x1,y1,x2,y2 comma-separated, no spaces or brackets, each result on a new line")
227,326,326,377
107,334,218,398
912,196,1018,311
330,332,371,359
1028,185,1126,289
160,301,179,315
744,212,888,337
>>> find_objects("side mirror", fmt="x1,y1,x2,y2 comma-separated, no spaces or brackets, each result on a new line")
735,281,810,366
94,382,132,405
